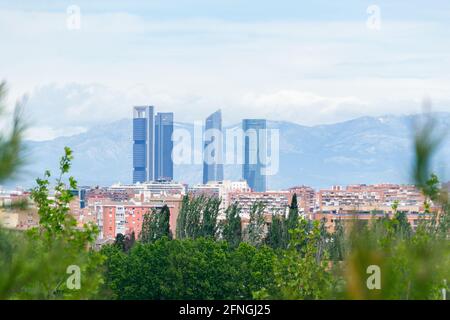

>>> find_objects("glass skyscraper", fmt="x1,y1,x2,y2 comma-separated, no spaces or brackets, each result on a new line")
155,112,174,181
203,109,224,184
242,119,267,192
133,106,154,183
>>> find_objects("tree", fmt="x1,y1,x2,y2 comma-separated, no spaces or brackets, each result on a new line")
140,205,172,243
114,233,126,251
0,85,90,300
102,238,277,300
200,197,221,238
221,203,242,248
176,195,189,239
245,202,266,247
329,218,345,261
185,196,203,239
267,214,288,249
255,219,335,299
392,212,412,239
176,195,220,240
339,116,450,299
124,232,136,252
0,146,104,299
27,147,103,298
114,232,135,252
158,205,172,240
286,193,299,232
0,81,25,183
30,147,98,245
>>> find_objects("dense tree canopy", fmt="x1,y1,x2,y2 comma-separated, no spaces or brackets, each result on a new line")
102,238,276,300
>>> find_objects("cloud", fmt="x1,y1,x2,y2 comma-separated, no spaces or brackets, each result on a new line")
25,125,87,141
240,90,367,124
21,82,450,137
1,7,450,136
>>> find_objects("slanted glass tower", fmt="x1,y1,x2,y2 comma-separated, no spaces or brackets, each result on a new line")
242,119,267,192
203,109,224,184
133,106,154,183
155,112,174,181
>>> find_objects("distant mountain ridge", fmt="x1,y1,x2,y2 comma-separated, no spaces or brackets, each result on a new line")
13,112,450,190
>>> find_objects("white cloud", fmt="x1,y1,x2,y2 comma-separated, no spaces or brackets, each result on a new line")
1,8,450,135
20,82,450,133
25,125,87,141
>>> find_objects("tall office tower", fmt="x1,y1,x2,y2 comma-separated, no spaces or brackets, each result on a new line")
242,119,267,192
155,112,174,181
203,109,224,184
133,106,154,183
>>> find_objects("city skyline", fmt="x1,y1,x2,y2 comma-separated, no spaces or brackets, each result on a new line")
133,106,175,183
3,111,449,190
1,0,449,304
133,105,274,192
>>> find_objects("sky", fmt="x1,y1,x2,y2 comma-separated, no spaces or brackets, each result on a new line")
1,0,450,140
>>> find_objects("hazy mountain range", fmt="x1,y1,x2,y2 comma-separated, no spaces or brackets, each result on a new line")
10,112,450,190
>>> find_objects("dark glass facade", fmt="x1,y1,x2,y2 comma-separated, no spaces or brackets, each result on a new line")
133,106,154,183
155,112,174,181
243,119,267,192
203,109,224,184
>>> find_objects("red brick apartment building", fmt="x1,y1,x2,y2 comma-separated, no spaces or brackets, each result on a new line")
229,191,291,218
288,186,316,218
34,181,447,241
95,198,182,240
314,184,435,232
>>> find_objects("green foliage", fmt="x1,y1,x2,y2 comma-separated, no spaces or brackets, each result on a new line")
0,148,103,299
0,82,25,183
0,228,95,299
340,214,449,299
30,147,99,246
114,233,135,252
175,195,189,239
102,238,276,300
267,214,288,249
140,205,172,243
256,219,335,299
286,193,299,232
332,114,450,299
185,196,203,238
15,147,104,299
0,148,105,299
245,202,266,247
176,195,220,240
0,85,105,299
329,219,345,261
221,203,242,248
412,113,442,193
200,197,221,238
392,211,412,239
